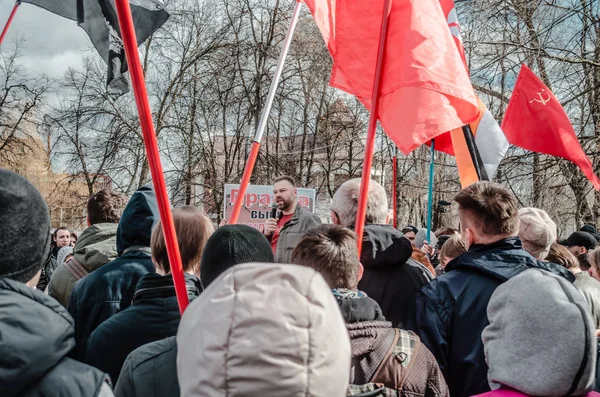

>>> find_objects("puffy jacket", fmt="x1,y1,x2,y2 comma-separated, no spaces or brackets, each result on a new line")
409,237,575,397
115,337,179,397
87,272,201,383
69,185,159,361
0,277,113,397
273,205,321,263
177,263,351,397
356,224,433,328
48,222,118,307
340,293,448,397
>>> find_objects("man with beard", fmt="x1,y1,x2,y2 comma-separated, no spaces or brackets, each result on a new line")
263,176,321,263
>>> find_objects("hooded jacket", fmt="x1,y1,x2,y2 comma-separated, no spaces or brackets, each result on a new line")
68,185,159,361
480,269,596,397
0,277,113,397
338,292,449,397
409,237,576,397
176,263,351,397
356,224,433,328
87,273,202,384
48,222,119,307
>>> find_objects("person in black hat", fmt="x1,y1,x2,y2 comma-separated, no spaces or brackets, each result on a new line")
114,224,274,397
562,231,598,257
0,170,113,396
402,225,419,245
581,224,597,235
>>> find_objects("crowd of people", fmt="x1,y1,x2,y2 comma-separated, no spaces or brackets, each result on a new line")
2,167,600,397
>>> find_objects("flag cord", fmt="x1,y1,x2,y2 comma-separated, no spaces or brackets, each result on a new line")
0,1,21,47
427,140,435,242
229,1,302,224
355,0,393,253
114,0,189,314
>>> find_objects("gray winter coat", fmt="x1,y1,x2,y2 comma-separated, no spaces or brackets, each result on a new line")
273,205,321,263
115,337,178,397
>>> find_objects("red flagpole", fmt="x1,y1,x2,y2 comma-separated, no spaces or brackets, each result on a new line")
0,1,21,47
229,1,302,224
355,0,393,253
114,0,189,314
392,149,397,229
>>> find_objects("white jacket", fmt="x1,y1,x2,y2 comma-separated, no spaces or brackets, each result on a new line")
177,263,351,397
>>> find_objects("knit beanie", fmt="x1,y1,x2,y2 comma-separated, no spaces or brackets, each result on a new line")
200,224,274,287
414,228,438,249
0,170,52,283
518,207,557,260
483,269,596,396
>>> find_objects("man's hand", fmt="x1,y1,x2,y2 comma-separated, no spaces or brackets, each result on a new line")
219,219,227,227
422,242,435,257
264,218,278,236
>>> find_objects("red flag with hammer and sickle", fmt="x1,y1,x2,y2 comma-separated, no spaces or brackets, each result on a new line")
502,64,600,189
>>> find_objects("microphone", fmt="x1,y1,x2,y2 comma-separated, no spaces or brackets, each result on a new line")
271,203,278,219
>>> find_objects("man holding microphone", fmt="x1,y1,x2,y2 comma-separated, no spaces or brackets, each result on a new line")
264,176,321,263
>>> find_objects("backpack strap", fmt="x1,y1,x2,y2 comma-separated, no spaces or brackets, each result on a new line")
63,257,89,281
370,329,422,391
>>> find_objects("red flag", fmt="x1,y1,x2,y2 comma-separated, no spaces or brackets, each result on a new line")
502,64,600,190
303,0,479,154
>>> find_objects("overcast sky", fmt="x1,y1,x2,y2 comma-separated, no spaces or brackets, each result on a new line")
1,1,90,78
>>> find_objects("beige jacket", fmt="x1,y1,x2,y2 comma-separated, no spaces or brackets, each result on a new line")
47,223,118,307
177,263,351,397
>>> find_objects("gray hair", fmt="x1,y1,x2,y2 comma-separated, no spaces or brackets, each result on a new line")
331,178,389,228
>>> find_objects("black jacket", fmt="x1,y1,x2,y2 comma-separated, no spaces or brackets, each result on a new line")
409,237,575,397
0,277,112,397
69,185,159,361
115,337,179,397
36,245,59,291
356,224,433,328
86,272,201,383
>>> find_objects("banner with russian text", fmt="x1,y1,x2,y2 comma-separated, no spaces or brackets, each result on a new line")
223,184,316,232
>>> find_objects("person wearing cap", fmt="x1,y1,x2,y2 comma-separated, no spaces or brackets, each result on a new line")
87,206,214,384
518,207,557,260
0,170,113,397
402,225,419,244
563,231,598,257
115,224,275,397
472,268,599,397
582,224,598,235
177,263,351,397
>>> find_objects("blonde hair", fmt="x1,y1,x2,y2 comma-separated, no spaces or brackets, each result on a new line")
588,248,600,274
439,234,468,265
546,243,579,270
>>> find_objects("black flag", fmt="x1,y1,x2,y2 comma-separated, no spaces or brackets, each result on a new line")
21,0,169,97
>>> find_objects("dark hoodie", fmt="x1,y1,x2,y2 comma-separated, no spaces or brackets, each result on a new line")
68,185,159,362
356,224,433,328
0,277,112,397
409,237,575,397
